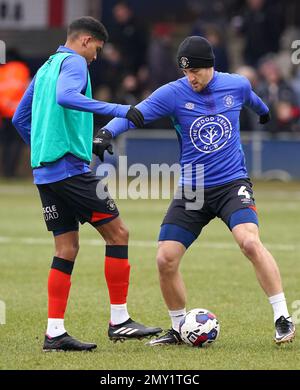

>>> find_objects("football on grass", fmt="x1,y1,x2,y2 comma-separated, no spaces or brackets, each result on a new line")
179,308,220,347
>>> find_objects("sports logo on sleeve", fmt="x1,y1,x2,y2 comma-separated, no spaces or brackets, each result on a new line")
190,115,232,153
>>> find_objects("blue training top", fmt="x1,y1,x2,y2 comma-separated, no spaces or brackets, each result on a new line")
105,71,269,188
12,46,130,184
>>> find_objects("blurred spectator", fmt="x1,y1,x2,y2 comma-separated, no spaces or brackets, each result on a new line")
189,0,230,70
236,65,259,88
116,74,141,106
136,66,151,93
205,25,229,72
291,67,300,107
110,1,148,73
188,0,229,33
274,101,300,133
93,86,115,129
257,55,299,134
0,48,30,178
258,56,297,105
147,23,179,90
95,43,126,97
237,0,285,66
236,65,260,131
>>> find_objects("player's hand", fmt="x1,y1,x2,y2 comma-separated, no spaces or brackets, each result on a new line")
126,106,144,128
259,112,271,124
92,128,113,162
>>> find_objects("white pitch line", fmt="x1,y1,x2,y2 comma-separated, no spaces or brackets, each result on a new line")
0,236,297,252
1,186,300,200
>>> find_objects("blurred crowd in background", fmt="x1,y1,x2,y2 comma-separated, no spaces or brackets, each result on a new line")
0,0,300,178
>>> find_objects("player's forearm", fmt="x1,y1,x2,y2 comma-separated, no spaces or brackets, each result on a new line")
105,118,133,137
105,108,168,137
56,90,130,117
12,111,31,145
247,90,269,116
105,109,154,137
104,85,176,136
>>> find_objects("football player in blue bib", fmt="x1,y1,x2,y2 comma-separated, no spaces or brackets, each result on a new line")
13,17,161,352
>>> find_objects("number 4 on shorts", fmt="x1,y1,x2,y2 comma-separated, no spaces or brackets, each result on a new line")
238,185,250,199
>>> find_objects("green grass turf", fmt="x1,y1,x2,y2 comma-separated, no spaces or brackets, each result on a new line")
0,180,300,370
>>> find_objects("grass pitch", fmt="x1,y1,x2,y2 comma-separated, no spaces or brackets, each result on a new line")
0,180,299,370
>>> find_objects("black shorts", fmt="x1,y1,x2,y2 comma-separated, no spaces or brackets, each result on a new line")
37,172,119,232
162,178,256,237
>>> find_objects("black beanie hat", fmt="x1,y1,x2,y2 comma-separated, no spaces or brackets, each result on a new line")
177,36,215,69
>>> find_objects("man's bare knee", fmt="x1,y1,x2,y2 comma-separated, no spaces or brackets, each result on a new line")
157,251,178,275
117,224,129,243
55,242,79,261
240,236,262,260
104,224,129,245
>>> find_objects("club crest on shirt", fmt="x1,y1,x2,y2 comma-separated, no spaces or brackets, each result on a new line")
223,94,234,107
190,114,232,153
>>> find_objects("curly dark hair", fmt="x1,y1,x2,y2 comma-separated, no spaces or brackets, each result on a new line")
67,16,109,42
